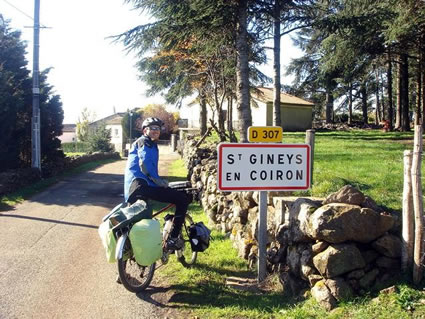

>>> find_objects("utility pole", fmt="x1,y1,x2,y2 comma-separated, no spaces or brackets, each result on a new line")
31,0,41,171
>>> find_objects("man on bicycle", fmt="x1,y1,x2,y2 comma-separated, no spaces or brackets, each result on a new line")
124,117,189,251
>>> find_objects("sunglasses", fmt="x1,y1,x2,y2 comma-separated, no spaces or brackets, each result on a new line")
148,126,161,131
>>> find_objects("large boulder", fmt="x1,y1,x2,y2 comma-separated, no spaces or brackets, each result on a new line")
313,244,365,278
309,203,395,243
322,185,365,205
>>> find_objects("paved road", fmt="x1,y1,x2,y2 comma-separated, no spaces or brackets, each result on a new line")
0,146,183,319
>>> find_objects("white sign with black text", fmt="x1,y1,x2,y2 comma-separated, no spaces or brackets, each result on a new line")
217,143,311,191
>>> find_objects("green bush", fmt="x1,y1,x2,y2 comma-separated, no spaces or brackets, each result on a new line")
88,125,114,152
61,142,91,153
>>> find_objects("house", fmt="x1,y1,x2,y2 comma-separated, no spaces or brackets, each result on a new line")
252,87,314,131
89,112,126,153
59,124,77,143
179,87,314,132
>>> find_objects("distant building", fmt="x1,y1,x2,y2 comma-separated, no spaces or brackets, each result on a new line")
90,113,126,153
179,87,314,131
59,124,77,143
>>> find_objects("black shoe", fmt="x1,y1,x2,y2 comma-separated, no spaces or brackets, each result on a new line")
165,237,184,251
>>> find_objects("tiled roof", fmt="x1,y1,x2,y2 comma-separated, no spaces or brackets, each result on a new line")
62,124,76,132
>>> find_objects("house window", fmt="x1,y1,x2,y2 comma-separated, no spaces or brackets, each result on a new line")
114,129,119,137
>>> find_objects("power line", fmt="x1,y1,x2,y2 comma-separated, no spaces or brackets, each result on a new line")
1,0,34,21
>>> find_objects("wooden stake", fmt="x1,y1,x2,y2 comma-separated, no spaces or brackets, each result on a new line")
412,125,424,284
402,150,414,272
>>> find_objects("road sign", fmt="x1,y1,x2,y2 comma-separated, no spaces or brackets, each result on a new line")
248,126,282,143
217,143,310,191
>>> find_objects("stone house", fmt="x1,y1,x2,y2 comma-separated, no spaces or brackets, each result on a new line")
179,87,314,132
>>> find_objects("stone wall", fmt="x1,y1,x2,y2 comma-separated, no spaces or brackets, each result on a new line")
182,136,401,310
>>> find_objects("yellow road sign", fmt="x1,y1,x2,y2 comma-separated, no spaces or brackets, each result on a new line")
248,126,283,143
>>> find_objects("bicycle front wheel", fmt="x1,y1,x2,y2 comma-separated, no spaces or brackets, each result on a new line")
176,217,198,267
117,237,155,293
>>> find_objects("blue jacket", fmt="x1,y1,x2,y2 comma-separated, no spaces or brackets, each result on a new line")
124,136,160,202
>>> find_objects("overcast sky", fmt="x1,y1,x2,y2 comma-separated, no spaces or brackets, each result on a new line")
1,0,301,124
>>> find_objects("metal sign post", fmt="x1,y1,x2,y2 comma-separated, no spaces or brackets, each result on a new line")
258,190,268,282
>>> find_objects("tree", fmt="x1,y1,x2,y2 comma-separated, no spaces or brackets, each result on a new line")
0,16,30,170
137,103,177,138
0,17,64,171
121,110,142,143
76,107,96,142
88,124,113,152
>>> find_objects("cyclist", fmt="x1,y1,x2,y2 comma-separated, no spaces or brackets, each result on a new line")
124,117,189,251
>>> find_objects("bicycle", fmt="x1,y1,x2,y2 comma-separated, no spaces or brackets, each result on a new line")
102,181,199,293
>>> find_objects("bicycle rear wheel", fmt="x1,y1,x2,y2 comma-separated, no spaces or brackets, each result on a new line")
117,237,155,293
176,217,198,267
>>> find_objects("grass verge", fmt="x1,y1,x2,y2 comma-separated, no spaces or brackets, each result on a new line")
0,158,120,210
161,146,425,318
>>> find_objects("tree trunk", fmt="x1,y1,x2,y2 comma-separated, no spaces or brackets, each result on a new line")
236,0,251,142
380,70,386,121
325,78,333,123
227,95,233,132
417,35,423,126
273,0,282,127
423,69,425,130
199,90,207,135
417,57,422,126
401,53,410,131
361,84,368,124
396,57,402,130
402,150,414,273
375,68,381,125
348,83,353,125
412,125,424,284
387,53,394,131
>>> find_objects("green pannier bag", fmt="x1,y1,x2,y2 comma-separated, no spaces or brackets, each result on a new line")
129,219,162,266
98,220,117,263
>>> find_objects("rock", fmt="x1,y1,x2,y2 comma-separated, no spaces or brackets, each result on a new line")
287,245,302,276
325,277,354,301
359,268,379,289
380,285,397,294
362,196,382,212
322,185,365,205
309,204,395,243
308,274,323,286
300,248,316,280
360,249,380,264
372,234,402,258
346,269,365,280
279,272,307,297
313,244,366,278
375,256,401,270
311,280,337,310
312,241,329,255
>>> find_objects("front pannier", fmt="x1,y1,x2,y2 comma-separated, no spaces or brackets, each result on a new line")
188,222,211,252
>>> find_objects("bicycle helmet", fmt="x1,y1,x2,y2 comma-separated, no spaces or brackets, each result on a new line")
142,117,164,130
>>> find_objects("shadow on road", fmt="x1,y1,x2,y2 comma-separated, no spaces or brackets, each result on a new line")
135,285,177,308
0,214,99,229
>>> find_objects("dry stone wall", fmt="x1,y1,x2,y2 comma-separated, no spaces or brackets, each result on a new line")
181,136,401,310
